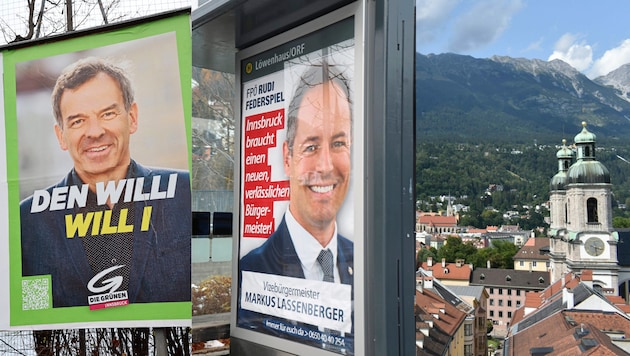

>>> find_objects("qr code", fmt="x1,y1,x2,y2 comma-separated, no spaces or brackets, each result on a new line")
22,277,51,311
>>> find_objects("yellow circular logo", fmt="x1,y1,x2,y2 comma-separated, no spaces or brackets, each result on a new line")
245,62,253,74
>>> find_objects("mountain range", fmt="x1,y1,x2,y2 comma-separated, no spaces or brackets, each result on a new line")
415,53,630,144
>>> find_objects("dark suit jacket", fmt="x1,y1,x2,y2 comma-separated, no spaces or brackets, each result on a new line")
238,217,354,352
239,217,353,282
20,160,191,308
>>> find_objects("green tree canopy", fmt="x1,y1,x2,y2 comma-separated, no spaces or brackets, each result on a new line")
437,236,477,263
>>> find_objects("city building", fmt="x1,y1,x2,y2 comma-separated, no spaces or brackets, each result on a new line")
513,237,550,272
506,271,630,355
420,257,472,286
470,267,550,337
548,123,620,294
415,272,468,355
446,285,489,356
416,213,459,235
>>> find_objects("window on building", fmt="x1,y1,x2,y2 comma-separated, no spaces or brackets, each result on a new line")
489,299,494,306
508,300,512,307
519,261,524,266
498,300,503,306
499,311,503,318
489,287,494,294
546,261,550,268
464,344,473,356
490,311,494,317
516,301,521,308
498,289,503,295
516,290,521,296
587,197,599,223
532,261,537,267
507,289,512,296
508,311,512,318
465,324,472,336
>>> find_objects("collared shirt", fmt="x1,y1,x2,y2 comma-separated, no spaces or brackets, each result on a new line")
285,208,340,282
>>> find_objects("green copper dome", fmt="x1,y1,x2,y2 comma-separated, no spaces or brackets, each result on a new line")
556,139,574,159
565,122,609,184
550,172,568,190
567,160,610,184
550,139,574,190
574,121,596,143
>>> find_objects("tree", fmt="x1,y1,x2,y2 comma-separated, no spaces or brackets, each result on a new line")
490,240,519,269
416,246,438,268
459,213,480,228
613,216,630,228
2,0,133,45
32,327,190,355
437,236,477,263
480,209,503,227
517,209,548,231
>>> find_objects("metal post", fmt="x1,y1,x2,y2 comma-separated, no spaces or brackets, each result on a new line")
154,328,168,356
66,0,73,31
364,0,416,354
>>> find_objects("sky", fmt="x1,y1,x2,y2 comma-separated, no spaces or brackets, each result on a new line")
416,0,630,79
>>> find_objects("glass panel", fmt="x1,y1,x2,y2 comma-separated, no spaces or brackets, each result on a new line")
191,66,236,317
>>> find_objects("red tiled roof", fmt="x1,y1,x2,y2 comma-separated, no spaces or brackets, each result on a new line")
605,296,630,313
565,310,630,336
509,311,626,356
512,272,586,324
420,261,472,281
415,288,467,336
538,272,581,303
417,215,458,226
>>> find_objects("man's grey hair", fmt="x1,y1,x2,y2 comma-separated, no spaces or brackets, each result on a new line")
51,57,134,127
286,61,352,154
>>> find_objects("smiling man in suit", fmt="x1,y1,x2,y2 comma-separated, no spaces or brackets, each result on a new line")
239,60,354,353
20,57,191,308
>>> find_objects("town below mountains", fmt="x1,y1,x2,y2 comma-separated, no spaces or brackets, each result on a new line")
415,53,630,226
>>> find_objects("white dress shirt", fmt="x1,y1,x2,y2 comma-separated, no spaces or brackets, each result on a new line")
285,208,340,282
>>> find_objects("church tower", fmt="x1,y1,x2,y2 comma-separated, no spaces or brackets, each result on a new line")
548,139,574,282
549,122,619,294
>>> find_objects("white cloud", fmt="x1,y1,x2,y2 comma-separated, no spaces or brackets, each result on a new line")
588,39,630,78
415,0,460,45
448,0,523,53
548,33,593,72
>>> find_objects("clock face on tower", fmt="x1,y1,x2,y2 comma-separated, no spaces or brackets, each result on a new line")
584,237,605,256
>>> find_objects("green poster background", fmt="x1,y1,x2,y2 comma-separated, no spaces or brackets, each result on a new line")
4,12,192,328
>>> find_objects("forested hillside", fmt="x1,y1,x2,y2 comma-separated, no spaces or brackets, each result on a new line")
416,142,630,215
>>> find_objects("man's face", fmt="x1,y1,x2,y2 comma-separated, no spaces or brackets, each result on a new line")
54,73,137,184
283,81,352,235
